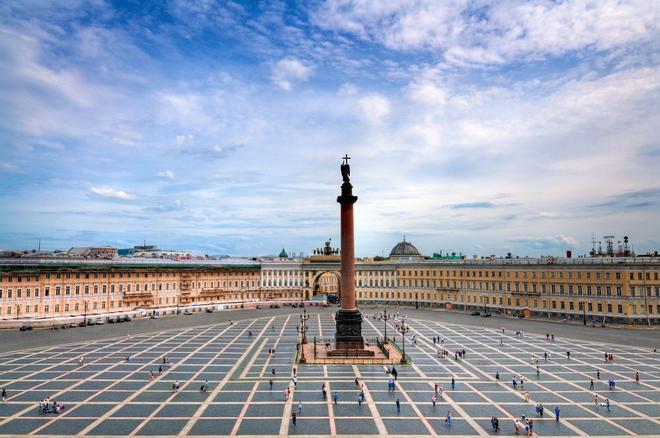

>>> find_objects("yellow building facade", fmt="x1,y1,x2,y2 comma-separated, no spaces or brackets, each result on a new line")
1,246,659,324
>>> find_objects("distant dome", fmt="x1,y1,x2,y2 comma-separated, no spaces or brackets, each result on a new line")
279,248,288,258
389,238,422,260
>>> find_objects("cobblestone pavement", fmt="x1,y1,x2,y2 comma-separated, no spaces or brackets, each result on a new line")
0,313,658,437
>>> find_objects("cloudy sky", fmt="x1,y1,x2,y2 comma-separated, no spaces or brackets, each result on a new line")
1,0,659,257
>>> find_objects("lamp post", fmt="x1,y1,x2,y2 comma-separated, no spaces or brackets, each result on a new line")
582,301,587,326
396,320,410,362
83,300,89,326
378,308,392,343
299,308,310,344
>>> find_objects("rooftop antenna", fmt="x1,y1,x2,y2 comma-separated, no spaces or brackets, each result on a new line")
590,233,597,257
38,238,41,252
604,235,615,257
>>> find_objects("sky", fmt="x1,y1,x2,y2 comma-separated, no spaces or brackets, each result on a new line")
0,0,659,258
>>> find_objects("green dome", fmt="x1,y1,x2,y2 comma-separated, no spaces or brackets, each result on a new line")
279,248,288,258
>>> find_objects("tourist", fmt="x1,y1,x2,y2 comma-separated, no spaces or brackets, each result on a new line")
566,351,571,359
539,403,544,417
391,366,398,380
513,419,520,434
554,406,560,421
590,380,594,390
597,369,600,380
536,366,540,377
451,377,455,390
291,411,297,428
284,388,289,401
431,395,437,407
520,376,524,389
594,394,599,406
512,377,518,389
172,381,180,392
491,416,500,432
158,365,162,375
292,376,297,386
606,398,611,412
201,380,208,392
635,372,640,383
333,391,338,405
544,352,548,361
269,379,273,390
149,371,154,381
445,411,452,425
355,377,359,386
1,388,6,402
524,391,529,402
358,392,364,406
321,383,326,398
438,385,443,396
500,338,503,347
396,398,400,413
434,383,438,394
272,368,276,375
297,401,303,414
496,372,500,380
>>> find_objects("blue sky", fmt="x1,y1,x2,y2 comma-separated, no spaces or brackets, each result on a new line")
1,0,659,257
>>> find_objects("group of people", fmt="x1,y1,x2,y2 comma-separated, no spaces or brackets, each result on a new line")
513,415,534,436
604,352,615,363
454,349,467,360
38,397,64,414
545,333,556,342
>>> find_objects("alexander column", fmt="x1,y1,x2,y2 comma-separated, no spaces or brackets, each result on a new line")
333,154,367,351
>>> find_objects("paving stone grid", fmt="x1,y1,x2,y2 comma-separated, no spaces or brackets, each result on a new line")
0,313,658,437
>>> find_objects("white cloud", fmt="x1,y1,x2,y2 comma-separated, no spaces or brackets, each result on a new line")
338,82,358,96
271,58,313,90
407,81,447,107
157,170,175,180
358,93,391,123
175,134,194,145
313,0,659,65
89,186,136,200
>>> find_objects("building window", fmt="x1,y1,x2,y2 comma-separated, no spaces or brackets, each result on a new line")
617,304,623,314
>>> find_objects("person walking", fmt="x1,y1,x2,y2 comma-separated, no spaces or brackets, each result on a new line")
566,351,571,360
594,394,599,406
431,395,437,407
297,401,303,414
396,398,400,413
291,411,297,428
520,377,524,389
451,377,455,390
321,383,326,399
590,380,594,390
496,372,500,380
597,369,600,380
269,379,273,390
445,411,452,425
333,391,338,405
491,416,500,432
635,372,640,383
1,388,6,402
554,406,560,421
606,398,611,412
536,366,540,377
158,365,162,375
512,377,517,389
149,371,154,381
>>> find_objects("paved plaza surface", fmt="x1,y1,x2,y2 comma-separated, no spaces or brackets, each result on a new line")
1,311,659,437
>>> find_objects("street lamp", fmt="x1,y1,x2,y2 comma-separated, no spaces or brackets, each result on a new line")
378,308,392,343
582,301,587,326
298,309,310,344
396,319,410,362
